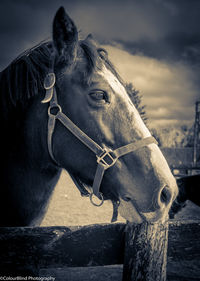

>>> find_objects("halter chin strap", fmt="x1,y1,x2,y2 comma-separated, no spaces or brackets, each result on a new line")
43,73,158,205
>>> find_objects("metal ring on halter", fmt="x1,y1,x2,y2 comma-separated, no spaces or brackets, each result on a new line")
90,192,104,207
48,104,62,117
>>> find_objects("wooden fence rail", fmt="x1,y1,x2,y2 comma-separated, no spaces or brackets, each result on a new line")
0,220,199,280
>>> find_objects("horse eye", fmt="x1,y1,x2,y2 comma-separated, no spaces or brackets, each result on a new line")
89,90,108,102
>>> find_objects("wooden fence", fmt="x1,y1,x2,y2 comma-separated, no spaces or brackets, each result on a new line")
0,220,200,280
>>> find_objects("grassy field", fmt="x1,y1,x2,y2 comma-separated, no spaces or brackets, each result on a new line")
41,170,200,226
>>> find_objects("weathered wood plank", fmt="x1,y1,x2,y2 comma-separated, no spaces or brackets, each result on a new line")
0,220,199,279
0,223,125,274
123,222,168,281
167,220,200,281
40,266,200,281
40,265,123,281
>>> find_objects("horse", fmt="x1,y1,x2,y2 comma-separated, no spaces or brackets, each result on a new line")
170,174,200,218
0,7,178,227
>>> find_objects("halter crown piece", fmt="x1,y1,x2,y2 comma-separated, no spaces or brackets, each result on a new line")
42,73,158,213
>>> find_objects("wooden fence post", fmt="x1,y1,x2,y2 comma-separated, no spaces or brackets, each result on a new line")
123,221,168,281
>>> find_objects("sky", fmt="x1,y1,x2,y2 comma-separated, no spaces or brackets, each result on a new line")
0,0,200,128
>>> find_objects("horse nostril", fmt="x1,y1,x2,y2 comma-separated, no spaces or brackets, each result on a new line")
160,185,172,205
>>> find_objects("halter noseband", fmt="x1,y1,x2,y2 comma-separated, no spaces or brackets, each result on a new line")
42,73,158,206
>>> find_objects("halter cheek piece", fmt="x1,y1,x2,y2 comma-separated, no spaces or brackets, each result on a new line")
42,73,158,208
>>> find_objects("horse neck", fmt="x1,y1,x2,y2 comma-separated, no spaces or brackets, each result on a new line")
1,93,61,186
0,92,63,226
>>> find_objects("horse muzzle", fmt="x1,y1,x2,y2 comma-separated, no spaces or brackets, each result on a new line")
118,198,170,224
118,184,177,224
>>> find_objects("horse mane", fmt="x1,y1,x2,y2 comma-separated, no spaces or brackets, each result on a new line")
0,38,123,108
0,41,54,107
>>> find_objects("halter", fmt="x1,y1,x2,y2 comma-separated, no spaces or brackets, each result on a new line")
42,73,158,207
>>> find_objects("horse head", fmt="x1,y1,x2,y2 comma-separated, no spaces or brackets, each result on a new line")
42,7,178,223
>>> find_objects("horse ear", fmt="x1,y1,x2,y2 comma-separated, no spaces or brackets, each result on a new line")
53,7,78,68
86,34,93,40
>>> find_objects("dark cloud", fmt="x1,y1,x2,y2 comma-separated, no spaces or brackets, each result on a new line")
1,0,200,69
116,32,200,68
112,0,200,66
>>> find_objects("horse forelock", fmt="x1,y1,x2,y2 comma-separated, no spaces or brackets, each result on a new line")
74,39,122,87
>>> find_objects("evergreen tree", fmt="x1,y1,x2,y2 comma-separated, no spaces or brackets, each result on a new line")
125,82,148,123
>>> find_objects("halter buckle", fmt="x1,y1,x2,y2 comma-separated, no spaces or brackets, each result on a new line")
97,148,117,169
44,73,56,90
